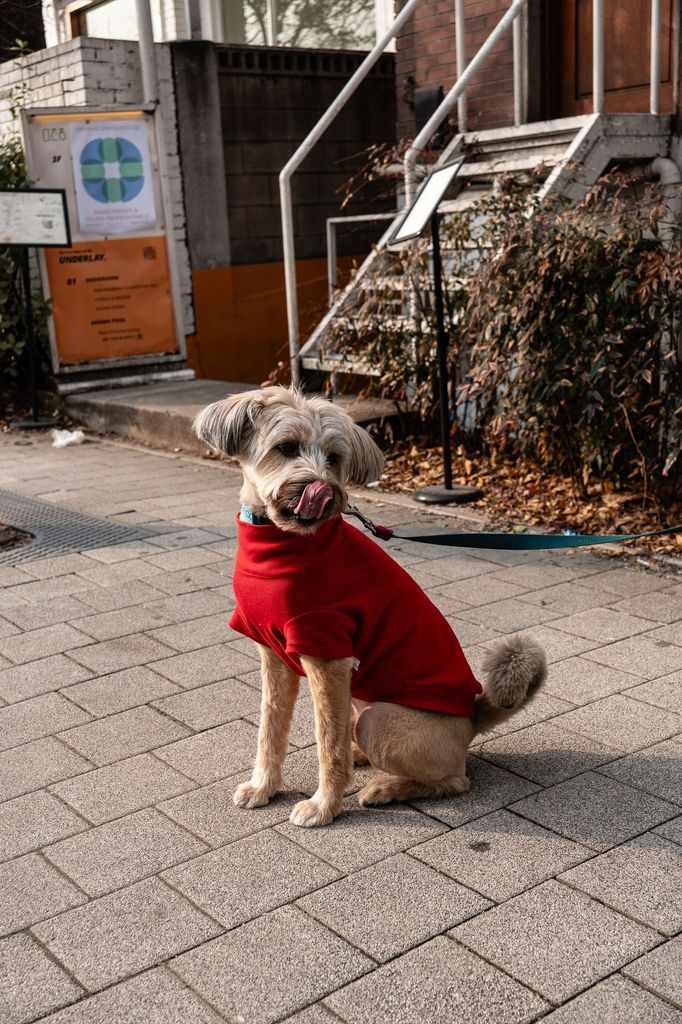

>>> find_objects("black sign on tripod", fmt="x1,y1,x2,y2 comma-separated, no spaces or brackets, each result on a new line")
390,159,483,505
0,188,71,429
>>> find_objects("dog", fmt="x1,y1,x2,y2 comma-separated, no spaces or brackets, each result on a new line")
194,385,547,828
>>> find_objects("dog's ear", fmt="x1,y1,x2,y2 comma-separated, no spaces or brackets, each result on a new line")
192,390,264,456
346,423,385,485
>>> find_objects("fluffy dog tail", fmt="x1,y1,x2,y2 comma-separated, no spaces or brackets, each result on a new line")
473,635,547,735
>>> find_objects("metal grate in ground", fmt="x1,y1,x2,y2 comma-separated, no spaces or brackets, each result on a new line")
0,488,152,566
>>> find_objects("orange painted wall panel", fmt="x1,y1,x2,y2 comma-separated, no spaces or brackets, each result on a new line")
186,256,354,384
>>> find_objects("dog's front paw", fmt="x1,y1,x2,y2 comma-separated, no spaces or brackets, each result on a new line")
289,797,336,827
233,781,275,809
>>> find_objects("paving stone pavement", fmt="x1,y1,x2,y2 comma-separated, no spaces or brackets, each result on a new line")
0,432,681,1024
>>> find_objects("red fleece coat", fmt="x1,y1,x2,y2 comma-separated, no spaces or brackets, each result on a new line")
230,514,482,717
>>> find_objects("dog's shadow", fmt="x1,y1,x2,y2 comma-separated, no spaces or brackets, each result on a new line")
271,746,681,851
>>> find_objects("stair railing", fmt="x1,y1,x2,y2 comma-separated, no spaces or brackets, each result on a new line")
279,0,423,386
404,0,530,206
405,0,672,204
284,0,676,382
283,0,533,383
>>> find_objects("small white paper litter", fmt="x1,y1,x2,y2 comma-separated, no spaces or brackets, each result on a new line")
51,428,85,448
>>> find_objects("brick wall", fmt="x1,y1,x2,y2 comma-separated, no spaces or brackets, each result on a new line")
395,0,514,138
0,38,194,334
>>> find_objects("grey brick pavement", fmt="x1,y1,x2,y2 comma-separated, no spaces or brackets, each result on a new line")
0,432,681,1023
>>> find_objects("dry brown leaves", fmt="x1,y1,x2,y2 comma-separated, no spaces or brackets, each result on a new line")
378,440,682,557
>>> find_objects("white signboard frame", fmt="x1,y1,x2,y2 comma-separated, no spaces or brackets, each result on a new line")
391,158,466,243
0,188,71,248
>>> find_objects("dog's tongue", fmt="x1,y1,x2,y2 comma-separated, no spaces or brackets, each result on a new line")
294,480,333,520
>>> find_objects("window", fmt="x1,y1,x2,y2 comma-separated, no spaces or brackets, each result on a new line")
72,0,137,39
221,0,378,49
70,0,165,41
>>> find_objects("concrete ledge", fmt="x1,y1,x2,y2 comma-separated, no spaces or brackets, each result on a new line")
64,380,397,454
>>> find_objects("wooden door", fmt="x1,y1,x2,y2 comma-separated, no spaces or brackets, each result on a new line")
544,0,675,116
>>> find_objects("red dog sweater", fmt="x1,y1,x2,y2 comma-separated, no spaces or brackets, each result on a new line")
229,514,482,717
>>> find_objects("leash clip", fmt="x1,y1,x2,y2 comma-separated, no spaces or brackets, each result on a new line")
345,505,394,541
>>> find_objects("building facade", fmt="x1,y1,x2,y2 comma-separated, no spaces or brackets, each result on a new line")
2,1,680,385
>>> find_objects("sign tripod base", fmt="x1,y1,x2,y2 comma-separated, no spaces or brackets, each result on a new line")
414,484,484,505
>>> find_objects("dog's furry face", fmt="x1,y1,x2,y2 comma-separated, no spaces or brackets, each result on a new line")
193,386,385,534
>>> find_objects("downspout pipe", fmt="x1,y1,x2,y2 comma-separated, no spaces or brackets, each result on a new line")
135,0,159,104
646,156,682,239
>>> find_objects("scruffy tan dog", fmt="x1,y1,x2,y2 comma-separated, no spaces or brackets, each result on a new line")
194,386,546,828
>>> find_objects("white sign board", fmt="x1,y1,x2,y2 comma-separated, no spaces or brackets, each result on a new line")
0,189,70,247
70,119,157,236
391,158,465,243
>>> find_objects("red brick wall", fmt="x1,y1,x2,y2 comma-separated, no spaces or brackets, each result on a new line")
395,0,514,139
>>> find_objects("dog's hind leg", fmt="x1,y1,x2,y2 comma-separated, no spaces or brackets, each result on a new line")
358,773,470,805
233,644,299,809
351,699,370,765
354,701,472,808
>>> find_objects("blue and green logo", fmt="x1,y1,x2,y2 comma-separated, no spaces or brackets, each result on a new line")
79,136,144,204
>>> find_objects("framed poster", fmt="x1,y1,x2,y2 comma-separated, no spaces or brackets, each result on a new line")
70,119,157,235
21,107,183,374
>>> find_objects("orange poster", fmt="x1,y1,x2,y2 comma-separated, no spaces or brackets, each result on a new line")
44,235,177,363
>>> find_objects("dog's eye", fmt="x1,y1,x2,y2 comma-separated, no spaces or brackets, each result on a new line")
327,452,340,466
278,442,300,457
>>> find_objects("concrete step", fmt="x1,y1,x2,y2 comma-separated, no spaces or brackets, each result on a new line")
64,379,395,454
461,116,590,156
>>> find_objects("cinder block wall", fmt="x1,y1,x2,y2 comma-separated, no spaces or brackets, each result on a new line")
216,45,397,264
395,0,514,138
0,38,195,335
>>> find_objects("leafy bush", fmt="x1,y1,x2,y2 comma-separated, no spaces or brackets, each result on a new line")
0,134,51,390
327,173,682,500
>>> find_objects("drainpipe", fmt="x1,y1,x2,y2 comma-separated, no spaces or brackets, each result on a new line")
135,0,159,104
646,156,682,239
134,0,187,362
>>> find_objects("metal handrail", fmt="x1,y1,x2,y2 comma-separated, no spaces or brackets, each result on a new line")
593,0,604,113
325,212,396,304
454,0,467,132
283,0,675,381
513,6,525,126
279,0,423,386
651,0,662,113
674,0,681,114
403,0,530,206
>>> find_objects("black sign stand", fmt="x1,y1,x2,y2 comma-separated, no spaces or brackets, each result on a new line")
390,161,483,506
11,247,56,430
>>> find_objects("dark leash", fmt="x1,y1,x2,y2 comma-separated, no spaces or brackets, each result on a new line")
345,505,682,551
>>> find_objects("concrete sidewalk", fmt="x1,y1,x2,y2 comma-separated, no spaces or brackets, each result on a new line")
63,380,398,454
0,431,680,1024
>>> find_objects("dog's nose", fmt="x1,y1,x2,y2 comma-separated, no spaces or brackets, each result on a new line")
294,480,333,520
